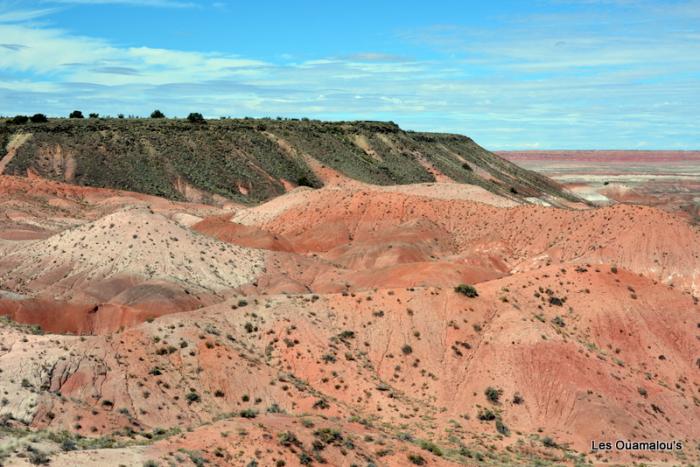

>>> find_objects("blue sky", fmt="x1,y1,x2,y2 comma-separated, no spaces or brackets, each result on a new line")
1,0,699,149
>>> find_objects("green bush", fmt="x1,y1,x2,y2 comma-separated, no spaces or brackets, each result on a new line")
455,284,478,298
27,447,50,465
9,115,29,124
542,436,557,448
150,109,166,118
239,408,258,418
278,431,299,446
187,112,205,123
495,419,510,436
69,110,84,118
418,439,443,456
485,386,502,404
30,113,48,123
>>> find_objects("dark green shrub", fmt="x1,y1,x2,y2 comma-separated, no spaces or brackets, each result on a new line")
313,398,330,409
27,447,50,465
187,112,205,123
542,436,557,448
314,428,342,444
30,113,48,123
186,391,200,404
418,439,443,456
549,296,564,306
267,403,283,413
408,453,426,465
278,431,299,446
477,408,496,421
69,110,84,118
239,408,258,418
455,284,478,298
495,419,510,436
61,438,77,451
297,176,314,187
150,110,165,118
338,330,355,340
485,386,502,404
89,113,99,118
9,115,29,124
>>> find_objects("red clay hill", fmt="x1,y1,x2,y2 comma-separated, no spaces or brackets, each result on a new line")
0,137,698,466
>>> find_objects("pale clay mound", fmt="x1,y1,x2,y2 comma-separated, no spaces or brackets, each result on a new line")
376,182,519,206
0,206,265,298
233,182,520,227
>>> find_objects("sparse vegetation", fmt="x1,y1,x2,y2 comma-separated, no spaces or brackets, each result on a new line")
552,315,566,327
0,118,579,204
485,386,502,404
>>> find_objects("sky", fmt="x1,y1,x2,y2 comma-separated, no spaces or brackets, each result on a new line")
0,0,699,149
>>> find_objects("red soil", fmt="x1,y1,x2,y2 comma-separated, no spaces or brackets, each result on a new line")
0,173,698,466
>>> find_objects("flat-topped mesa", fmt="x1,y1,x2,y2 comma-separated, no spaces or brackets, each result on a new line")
1,117,585,207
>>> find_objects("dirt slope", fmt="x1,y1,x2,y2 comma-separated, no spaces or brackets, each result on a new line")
0,174,698,466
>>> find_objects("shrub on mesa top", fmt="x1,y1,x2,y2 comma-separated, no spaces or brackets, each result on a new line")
69,110,84,119
455,284,478,297
187,112,205,123
30,113,48,123
9,115,28,124
150,109,165,119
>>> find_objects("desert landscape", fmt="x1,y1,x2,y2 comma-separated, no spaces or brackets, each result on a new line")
500,151,700,222
2,0,699,465
0,119,698,466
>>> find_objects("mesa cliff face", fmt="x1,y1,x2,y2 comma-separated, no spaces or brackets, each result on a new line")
0,118,582,206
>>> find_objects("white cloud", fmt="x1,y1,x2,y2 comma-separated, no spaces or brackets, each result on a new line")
0,7,57,22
